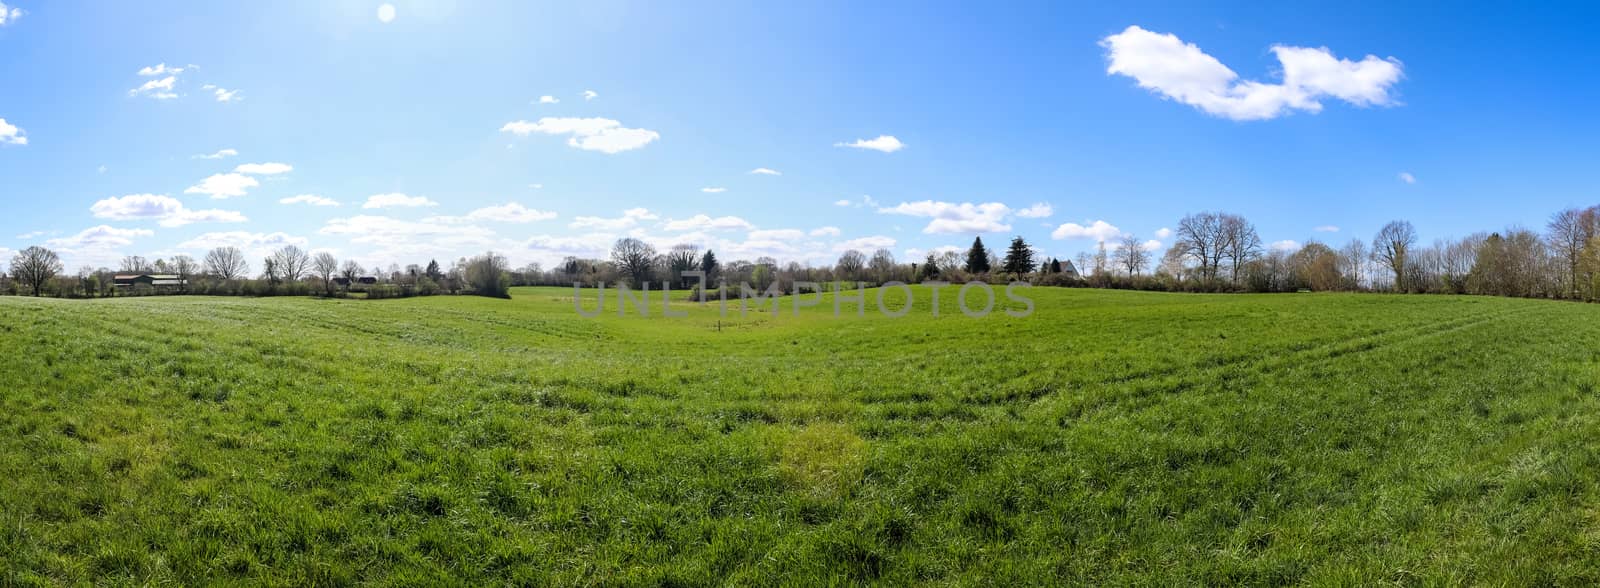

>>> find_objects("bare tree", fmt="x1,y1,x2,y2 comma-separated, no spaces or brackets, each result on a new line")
835,250,866,281
339,260,363,287
610,237,657,287
869,248,897,283
119,255,151,273
1547,207,1599,298
1114,234,1150,276
1372,220,1417,292
1338,239,1369,290
1174,212,1227,282
313,252,339,292
272,245,311,282
1219,213,1262,284
11,246,63,296
204,247,248,281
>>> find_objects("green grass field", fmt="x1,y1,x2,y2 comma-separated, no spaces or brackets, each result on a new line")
4,286,1600,585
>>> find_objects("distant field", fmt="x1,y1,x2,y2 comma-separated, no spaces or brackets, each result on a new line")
4,286,1600,584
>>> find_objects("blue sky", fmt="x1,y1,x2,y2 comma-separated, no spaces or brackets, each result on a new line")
3,0,1599,271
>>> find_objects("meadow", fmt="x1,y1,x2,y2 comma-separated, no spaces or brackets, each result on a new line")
3,286,1600,585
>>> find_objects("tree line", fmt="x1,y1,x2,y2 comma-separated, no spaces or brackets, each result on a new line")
2,245,518,299
9,204,1600,302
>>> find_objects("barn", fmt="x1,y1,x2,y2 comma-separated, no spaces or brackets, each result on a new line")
113,273,187,290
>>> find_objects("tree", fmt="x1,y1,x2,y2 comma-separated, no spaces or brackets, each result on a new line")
700,250,720,284
1547,207,1599,299
120,255,151,273
204,247,248,281
610,238,657,287
1114,234,1149,276
868,248,897,283
272,245,311,282
1372,220,1418,291
835,250,866,280
664,244,700,289
313,252,339,293
920,253,940,280
1174,212,1217,282
1219,213,1262,283
965,237,991,274
1001,236,1036,277
1339,239,1369,290
425,259,443,282
261,257,282,285
171,255,198,292
340,260,363,286
465,251,511,297
11,246,62,296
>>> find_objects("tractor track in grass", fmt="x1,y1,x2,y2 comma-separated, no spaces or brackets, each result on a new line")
1034,303,1545,419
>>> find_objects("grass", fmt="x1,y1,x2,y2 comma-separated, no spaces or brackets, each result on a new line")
3,285,1600,585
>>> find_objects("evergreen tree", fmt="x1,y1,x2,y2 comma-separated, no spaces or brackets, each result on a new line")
1001,235,1036,276
1051,258,1062,273
700,249,720,281
920,253,939,280
425,259,443,281
965,237,991,274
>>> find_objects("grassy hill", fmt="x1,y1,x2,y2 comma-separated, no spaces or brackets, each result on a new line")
3,286,1600,584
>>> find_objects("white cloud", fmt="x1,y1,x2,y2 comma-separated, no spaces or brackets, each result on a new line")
523,232,617,261
129,76,179,100
834,235,896,252
178,231,308,255
280,194,341,207
16,230,50,240
0,117,26,146
529,183,544,189
211,87,241,102
748,229,807,241
1270,239,1301,252
234,162,292,175
183,173,259,199
362,193,439,209
583,90,598,100
538,95,560,104
137,63,185,76
320,216,496,260
1314,225,1340,232
1155,227,1173,239
809,226,841,237
1102,25,1403,121
377,3,396,23
1142,239,1163,252
878,200,1012,234
1051,220,1125,242
428,203,557,224
749,168,782,176
1015,203,1053,218
834,135,905,153
48,225,155,250
663,214,754,232
701,187,727,193
500,117,660,154
192,148,238,160
1398,172,1416,184
569,207,658,230
90,193,248,228
833,199,853,207
0,2,24,26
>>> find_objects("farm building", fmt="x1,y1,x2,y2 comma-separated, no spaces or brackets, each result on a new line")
332,276,380,287
112,273,187,290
